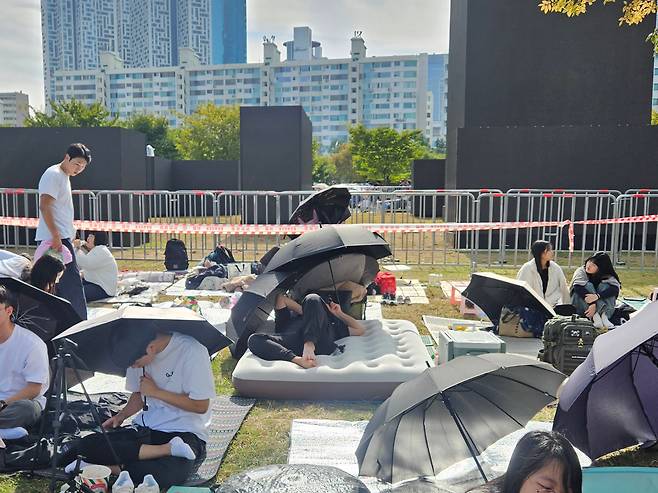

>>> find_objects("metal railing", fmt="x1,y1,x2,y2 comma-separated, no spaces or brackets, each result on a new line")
1,187,657,270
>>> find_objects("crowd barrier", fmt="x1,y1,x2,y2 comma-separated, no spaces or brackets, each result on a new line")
1,187,657,270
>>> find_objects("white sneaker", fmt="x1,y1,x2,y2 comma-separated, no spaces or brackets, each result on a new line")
112,471,134,493
135,474,159,493
592,312,604,329
601,313,616,329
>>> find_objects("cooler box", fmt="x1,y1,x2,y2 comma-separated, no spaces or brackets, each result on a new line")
437,330,506,364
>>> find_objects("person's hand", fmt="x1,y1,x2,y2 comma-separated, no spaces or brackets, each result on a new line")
102,414,124,429
327,301,343,316
51,236,62,251
584,293,599,304
302,344,317,367
139,374,159,397
585,304,597,319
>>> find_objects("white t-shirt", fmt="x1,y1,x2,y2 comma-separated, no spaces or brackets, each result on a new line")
0,250,31,279
125,332,215,442
77,246,119,296
0,324,50,409
35,164,76,242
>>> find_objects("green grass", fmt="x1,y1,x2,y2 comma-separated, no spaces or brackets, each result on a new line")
1,264,656,491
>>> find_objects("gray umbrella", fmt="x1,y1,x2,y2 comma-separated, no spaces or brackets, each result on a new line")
356,353,565,484
554,301,658,459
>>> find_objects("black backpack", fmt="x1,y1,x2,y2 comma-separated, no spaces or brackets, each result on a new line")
206,245,235,265
539,315,598,375
164,238,189,271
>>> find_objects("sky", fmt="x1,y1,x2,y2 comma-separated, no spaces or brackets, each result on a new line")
0,0,450,112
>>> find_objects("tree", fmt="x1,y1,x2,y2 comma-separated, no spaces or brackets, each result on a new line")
540,0,658,51
331,143,358,183
174,103,240,160
312,139,336,183
121,114,179,159
25,100,118,127
349,125,425,185
652,110,658,125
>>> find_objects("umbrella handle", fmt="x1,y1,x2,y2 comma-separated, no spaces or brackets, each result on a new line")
142,368,149,411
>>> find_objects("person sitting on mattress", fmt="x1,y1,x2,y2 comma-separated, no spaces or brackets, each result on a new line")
247,293,366,368
69,328,215,489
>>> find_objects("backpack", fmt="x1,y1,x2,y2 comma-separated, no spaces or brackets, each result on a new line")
539,315,598,375
164,238,189,271
374,271,397,296
206,245,235,265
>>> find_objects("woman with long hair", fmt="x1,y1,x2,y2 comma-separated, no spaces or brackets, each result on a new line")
517,240,570,307
468,430,582,493
570,251,621,329
74,232,118,301
21,254,65,294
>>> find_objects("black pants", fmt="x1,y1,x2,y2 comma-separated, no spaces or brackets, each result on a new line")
248,294,338,361
77,426,205,488
82,279,109,302
56,239,87,320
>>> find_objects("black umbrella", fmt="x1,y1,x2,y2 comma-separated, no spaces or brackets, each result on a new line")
461,272,556,324
52,305,233,376
289,186,352,225
264,225,391,273
554,301,658,459
216,464,369,493
0,276,81,344
356,353,565,484
228,253,381,359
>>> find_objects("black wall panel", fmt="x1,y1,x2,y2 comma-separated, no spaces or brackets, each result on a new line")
412,159,446,218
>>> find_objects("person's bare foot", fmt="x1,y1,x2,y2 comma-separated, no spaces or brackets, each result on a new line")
292,356,317,369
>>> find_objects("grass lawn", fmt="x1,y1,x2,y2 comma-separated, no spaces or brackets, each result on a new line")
1,264,657,492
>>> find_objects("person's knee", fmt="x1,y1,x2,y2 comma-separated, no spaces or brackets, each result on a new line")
2,400,41,428
247,333,267,353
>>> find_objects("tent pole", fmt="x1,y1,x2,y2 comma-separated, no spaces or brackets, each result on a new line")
443,393,488,483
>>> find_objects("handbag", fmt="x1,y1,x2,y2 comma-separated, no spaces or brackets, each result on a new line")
498,306,534,338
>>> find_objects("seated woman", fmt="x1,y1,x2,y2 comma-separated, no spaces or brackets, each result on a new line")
74,232,118,302
467,430,582,493
570,252,620,329
247,293,366,368
21,254,65,294
517,241,570,307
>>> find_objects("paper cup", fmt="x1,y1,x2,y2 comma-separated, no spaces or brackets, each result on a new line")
80,464,112,492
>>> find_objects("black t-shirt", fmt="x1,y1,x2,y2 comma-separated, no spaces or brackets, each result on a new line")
539,267,549,294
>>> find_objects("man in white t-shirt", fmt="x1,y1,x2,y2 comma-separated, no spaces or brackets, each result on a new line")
0,286,50,439
35,143,91,320
75,328,216,489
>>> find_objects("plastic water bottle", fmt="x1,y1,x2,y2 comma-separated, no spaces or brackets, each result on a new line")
112,471,134,493
135,474,159,493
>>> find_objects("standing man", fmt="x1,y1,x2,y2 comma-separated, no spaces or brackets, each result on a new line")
0,286,50,439
35,143,91,319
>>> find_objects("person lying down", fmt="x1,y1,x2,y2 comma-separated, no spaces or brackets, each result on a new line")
247,293,366,368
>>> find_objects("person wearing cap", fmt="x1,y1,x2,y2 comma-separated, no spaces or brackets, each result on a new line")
71,328,216,489
35,143,92,320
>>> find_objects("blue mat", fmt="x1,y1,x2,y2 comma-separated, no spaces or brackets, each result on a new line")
583,467,658,493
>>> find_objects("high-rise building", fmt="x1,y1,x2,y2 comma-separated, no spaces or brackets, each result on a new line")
0,92,30,127
428,54,448,147
41,0,246,109
52,28,446,150
212,0,247,64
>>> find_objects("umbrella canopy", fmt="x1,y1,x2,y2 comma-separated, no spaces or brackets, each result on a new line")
216,464,369,493
0,276,81,344
264,225,391,273
227,253,380,359
289,186,352,225
53,305,233,376
356,353,565,484
461,272,556,324
554,301,658,459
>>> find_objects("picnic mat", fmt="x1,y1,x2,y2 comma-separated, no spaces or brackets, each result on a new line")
288,419,591,492
165,278,234,299
118,271,178,283
395,279,429,304
186,396,255,486
381,264,412,272
440,281,469,304
365,300,383,320
94,281,174,305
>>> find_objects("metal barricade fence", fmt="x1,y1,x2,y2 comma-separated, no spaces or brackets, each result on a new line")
615,192,658,270
472,189,620,269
